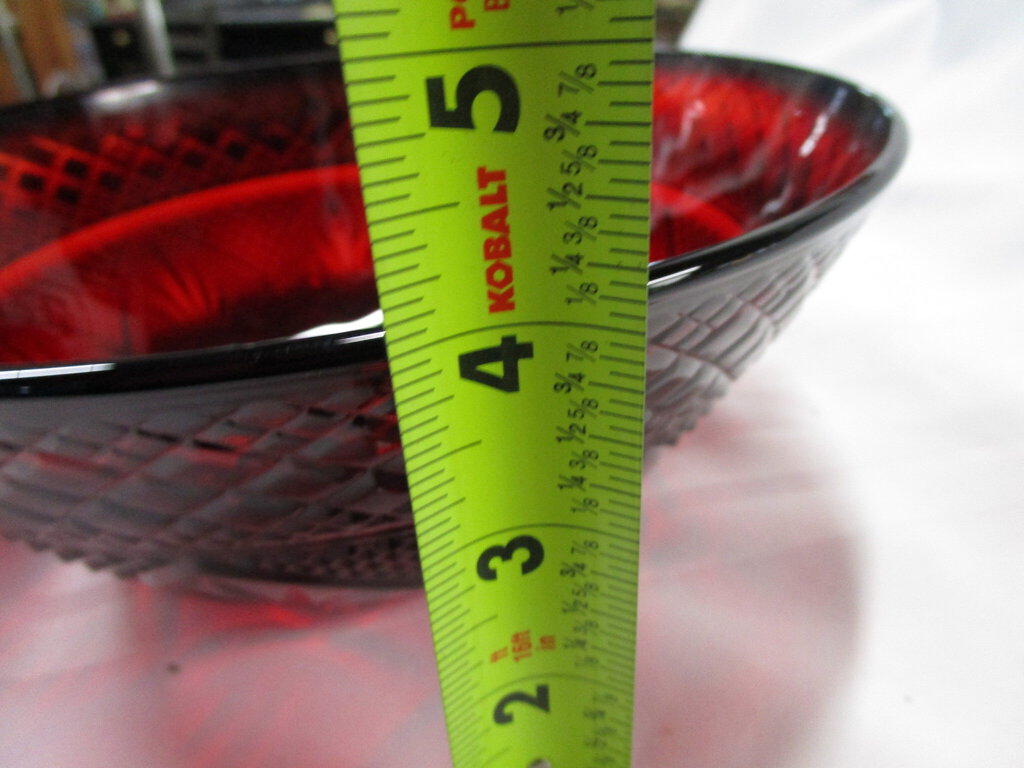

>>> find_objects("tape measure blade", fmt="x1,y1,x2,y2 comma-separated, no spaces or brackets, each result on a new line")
334,3,653,766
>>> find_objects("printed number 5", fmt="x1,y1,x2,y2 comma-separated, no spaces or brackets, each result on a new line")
476,535,545,580
426,65,521,132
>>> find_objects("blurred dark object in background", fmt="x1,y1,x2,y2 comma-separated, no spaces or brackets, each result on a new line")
89,1,336,81
0,0,701,105
0,1,339,104
1,0,104,103
656,0,701,50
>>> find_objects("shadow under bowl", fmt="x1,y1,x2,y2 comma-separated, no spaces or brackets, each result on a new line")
0,52,906,586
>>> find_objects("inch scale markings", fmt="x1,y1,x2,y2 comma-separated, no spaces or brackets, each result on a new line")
334,2,652,767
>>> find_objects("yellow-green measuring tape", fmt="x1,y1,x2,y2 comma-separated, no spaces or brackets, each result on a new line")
333,2,653,765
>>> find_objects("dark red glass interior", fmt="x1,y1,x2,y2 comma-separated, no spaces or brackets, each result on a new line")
0,60,879,365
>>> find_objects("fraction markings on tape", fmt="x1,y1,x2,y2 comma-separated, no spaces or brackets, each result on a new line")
333,3,653,766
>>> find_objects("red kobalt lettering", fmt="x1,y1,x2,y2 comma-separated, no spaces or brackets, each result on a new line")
477,166,515,313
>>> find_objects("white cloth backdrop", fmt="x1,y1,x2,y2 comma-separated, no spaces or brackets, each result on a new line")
2,1,1022,766
685,2,1024,765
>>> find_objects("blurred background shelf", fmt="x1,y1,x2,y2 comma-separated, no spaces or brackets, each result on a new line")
0,1,340,105
91,1,336,81
0,0,703,105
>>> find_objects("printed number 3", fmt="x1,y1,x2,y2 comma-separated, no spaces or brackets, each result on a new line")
426,65,521,132
477,535,545,580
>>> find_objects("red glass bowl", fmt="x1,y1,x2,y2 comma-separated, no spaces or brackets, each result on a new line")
0,53,906,586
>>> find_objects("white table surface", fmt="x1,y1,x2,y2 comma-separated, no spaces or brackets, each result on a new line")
2,1,1022,766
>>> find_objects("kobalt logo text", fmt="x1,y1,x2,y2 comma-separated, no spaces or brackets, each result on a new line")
477,166,514,313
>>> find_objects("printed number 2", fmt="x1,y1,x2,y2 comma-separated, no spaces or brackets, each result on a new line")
426,65,521,132
459,335,533,393
494,685,551,725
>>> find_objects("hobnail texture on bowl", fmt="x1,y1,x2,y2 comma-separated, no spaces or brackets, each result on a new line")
0,53,906,586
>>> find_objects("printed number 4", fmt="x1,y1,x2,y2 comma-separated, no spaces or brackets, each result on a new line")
494,684,551,725
426,65,521,132
459,335,533,393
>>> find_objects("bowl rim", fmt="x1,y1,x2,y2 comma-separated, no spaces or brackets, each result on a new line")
648,52,908,291
0,52,907,398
